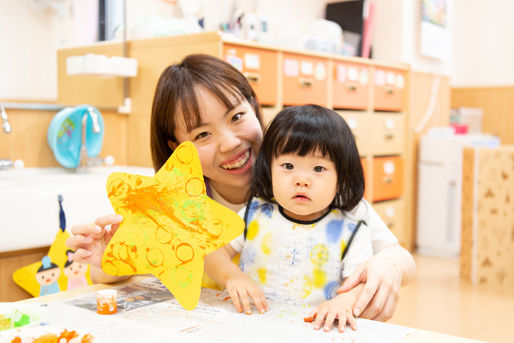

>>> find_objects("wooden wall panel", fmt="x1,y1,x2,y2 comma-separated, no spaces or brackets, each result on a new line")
407,72,451,250
451,86,514,144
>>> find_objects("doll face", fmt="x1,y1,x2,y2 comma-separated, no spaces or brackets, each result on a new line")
271,150,338,222
63,261,87,278
35,267,61,286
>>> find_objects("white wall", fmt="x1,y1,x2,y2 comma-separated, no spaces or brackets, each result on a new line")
450,0,514,87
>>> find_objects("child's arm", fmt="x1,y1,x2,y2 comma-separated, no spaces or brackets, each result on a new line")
204,244,268,314
304,283,365,332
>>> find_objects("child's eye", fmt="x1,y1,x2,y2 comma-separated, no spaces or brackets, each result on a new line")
231,112,245,122
282,163,294,170
313,166,325,172
194,131,210,140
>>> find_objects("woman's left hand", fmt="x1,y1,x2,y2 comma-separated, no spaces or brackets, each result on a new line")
337,253,403,321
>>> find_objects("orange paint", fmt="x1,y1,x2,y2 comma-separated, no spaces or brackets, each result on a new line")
303,313,317,322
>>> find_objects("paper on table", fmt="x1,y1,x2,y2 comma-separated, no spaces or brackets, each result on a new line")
28,278,415,343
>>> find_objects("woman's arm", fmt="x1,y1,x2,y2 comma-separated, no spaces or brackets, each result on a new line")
338,243,416,321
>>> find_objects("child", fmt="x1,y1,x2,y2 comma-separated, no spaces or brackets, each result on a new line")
205,105,376,332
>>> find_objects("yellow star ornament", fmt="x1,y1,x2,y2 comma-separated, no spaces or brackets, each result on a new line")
102,142,244,310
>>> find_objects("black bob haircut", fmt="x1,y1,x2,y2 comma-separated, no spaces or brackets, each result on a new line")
249,104,364,212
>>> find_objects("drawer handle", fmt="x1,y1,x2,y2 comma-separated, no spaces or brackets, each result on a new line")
387,222,394,228
347,84,357,92
383,176,394,184
385,87,394,95
299,78,313,88
244,72,261,84
384,133,394,140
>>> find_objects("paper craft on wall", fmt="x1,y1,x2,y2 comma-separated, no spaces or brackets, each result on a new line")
102,141,244,310
13,195,92,297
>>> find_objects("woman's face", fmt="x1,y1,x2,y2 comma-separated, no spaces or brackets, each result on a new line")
172,88,263,203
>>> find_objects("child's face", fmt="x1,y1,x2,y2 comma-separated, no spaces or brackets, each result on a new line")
35,268,61,286
173,88,263,202
271,151,337,221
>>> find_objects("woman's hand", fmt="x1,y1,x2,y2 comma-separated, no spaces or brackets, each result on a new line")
66,214,123,268
225,272,268,315
336,244,414,321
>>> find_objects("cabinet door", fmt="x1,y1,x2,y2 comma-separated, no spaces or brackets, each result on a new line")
333,61,370,110
373,199,405,244
370,114,404,155
372,156,404,201
373,67,405,111
338,111,370,156
282,53,328,106
223,45,278,106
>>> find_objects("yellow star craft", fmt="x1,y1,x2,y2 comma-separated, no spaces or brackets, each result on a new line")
102,142,244,310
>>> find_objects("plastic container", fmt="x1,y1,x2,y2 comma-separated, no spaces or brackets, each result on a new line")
47,105,104,168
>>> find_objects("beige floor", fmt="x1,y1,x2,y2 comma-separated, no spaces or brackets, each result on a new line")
389,254,514,343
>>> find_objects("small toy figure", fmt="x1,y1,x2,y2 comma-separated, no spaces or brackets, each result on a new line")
35,256,61,296
63,249,89,290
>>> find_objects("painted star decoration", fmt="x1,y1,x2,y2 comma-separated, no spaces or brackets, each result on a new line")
102,142,244,310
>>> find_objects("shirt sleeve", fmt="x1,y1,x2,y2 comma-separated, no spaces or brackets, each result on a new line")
228,206,246,253
341,222,373,279
347,199,398,254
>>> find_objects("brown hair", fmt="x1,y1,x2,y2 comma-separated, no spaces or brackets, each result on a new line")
150,54,264,172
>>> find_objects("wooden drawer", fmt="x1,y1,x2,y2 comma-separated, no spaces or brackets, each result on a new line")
261,106,279,126
373,199,404,244
223,44,278,106
282,53,328,106
373,67,405,111
372,156,403,201
338,111,370,156
361,158,371,202
333,61,370,110
370,114,404,155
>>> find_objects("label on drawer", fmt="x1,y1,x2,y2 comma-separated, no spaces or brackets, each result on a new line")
385,119,395,129
284,59,300,77
359,69,369,85
386,72,396,85
375,70,385,86
386,206,395,217
301,61,313,76
314,62,326,81
226,55,243,71
337,65,346,83
347,118,358,130
384,161,395,174
244,53,260,70
396,74,405,89
348,67,359,81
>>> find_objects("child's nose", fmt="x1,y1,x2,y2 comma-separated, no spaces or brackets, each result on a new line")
294,175,310,187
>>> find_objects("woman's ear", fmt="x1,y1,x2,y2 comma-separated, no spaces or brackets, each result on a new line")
167,139,178,150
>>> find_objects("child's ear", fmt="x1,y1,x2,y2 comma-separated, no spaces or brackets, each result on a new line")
167,139,178,150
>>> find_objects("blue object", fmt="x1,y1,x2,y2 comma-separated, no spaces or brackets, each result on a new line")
47,105,104,168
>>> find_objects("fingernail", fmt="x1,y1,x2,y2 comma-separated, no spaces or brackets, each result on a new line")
354,307,361,316
115,215,123,221
94,225,101,233
314,325,320,330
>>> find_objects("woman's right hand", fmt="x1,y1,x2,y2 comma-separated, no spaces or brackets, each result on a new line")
66,214,123,268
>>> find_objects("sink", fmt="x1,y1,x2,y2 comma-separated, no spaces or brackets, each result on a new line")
0,166,154,253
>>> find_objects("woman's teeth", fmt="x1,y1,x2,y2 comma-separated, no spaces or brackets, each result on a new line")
221,150,250,170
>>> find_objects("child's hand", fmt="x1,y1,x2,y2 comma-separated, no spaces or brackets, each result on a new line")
225,273,268,315
304,293,357,333
66,214,123,268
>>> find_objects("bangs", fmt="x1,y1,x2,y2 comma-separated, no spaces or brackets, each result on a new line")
271,119,333,160
177,76,246,132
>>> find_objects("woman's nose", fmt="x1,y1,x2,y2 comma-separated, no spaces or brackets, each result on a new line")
218,129,241,153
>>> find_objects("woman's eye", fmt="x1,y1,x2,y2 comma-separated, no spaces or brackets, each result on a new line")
194,132,210,140
231,112,245,122
282,163,294,170
314,166,325,172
